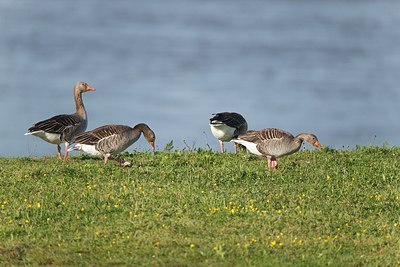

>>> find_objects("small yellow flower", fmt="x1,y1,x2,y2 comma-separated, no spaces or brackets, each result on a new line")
81,208,85,212
269,240,276,248
189,244,195,248
36,202,41,209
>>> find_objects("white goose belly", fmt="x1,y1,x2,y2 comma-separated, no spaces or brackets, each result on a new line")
25,131,62,144
210,124,236,141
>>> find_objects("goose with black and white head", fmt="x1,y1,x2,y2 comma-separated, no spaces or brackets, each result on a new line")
209,112,248,153
25,81,95,160
68,123,155,167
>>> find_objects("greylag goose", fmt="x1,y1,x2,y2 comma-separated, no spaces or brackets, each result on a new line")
232,128,321,169
209,112,248,153
25,81,95,160
68,123,155,166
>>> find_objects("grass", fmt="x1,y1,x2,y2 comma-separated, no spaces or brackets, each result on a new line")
0,145,399,266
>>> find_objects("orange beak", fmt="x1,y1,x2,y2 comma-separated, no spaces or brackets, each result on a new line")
87,86,96,91
149,141,155,151
314,141,321,148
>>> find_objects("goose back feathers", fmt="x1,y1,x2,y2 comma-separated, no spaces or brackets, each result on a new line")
69,123,155,159
233,128,320,169
25,81,95,160
209,112,248,153
209,112,248,141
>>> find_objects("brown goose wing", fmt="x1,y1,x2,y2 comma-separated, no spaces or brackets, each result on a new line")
28,114,82,134
236,130,261,143
257,128,294,141
238,128,294,157
74,125,129,145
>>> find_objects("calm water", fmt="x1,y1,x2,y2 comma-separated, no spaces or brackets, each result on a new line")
1,0,400,157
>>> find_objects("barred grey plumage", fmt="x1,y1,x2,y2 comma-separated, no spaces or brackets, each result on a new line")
25,81,95,160
232,128,321,169
69,123,155,166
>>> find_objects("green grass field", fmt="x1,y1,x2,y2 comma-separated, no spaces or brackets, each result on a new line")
0,146,399,266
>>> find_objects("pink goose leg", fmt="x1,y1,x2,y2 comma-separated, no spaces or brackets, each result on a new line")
267,158,279,169
57,144,62,160
64,143,69,160
219,141,225,153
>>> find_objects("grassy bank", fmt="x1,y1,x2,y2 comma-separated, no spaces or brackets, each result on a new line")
0,146,399,266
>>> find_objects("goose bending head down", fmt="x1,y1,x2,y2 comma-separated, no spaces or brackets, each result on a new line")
232,128,321,169
68,123,155,167
25,81,95,160
209,112,248,153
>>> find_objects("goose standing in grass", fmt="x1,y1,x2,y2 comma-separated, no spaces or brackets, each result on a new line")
232,128,321,169
68,123,155,167
209,112,248,153
25,81,95,160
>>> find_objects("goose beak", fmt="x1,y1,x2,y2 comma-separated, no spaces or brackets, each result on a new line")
87,86,96,91
149,141,155,151
314,141,321,148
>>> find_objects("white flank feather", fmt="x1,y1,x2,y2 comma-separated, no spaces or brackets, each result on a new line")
232,139,263,156
68,144,102,156
25,131,62,144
